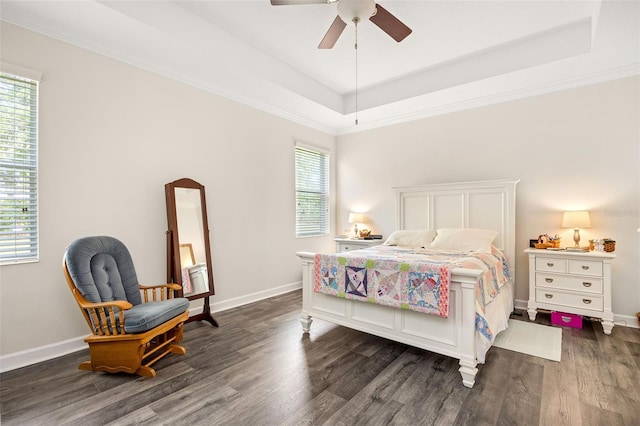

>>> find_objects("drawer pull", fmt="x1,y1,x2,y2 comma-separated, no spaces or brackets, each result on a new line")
582,265,589,270
582,299,592,305
547,262,554,267
545,278,554,283
582,282,592,288
545,293,553,299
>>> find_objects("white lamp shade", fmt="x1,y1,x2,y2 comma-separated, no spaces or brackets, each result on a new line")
348,212,365,224
562,211,591,228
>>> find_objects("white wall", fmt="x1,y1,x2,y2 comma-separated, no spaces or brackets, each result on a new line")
335,76,640,322
0,23,336,357
1,22,638,367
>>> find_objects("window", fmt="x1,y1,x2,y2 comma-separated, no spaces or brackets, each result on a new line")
0,71,39,264
295,143,329,237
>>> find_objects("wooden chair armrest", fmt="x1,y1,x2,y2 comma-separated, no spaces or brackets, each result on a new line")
76,298,133,311
139,283,182,302
139,283,181,291
71,289,132,336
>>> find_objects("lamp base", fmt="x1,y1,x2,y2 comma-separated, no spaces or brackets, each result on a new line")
573,227,581,248
566,247,589,252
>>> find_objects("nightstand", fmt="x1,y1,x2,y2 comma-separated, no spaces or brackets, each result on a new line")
334,237,382,252
525,248,615,334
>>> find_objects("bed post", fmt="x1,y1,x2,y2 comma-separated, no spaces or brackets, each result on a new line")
458,278,480,388
298,252,314,333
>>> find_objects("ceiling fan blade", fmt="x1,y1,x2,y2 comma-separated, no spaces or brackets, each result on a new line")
318,15,347,49
270,0,329,5
369,3,412,42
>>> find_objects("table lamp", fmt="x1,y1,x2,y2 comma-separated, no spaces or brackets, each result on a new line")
562,210,591,248
348,212,365,238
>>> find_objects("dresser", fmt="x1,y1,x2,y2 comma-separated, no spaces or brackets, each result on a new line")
525,248,615,334
334,237,382,252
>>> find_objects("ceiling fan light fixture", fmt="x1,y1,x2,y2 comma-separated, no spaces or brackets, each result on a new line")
337,0,376,25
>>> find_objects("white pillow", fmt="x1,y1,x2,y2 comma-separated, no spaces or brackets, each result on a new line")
383,229,436,248
430,228,498,253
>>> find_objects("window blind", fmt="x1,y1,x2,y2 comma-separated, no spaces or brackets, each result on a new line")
295,145,329,237
0,72,39,263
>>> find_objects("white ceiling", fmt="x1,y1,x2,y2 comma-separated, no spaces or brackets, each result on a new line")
1,0,639,135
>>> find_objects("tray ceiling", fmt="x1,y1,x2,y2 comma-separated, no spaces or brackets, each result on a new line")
1,0,638,134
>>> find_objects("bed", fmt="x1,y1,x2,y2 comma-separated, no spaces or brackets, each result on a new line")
296,179,519,388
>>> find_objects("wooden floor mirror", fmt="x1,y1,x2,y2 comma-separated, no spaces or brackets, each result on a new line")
165,178,218,327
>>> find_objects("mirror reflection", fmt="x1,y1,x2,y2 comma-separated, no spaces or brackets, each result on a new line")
175,188,209,296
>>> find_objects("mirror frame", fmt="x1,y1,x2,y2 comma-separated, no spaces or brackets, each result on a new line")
165,178,216,300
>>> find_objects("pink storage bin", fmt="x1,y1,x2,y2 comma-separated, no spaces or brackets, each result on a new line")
551,311,582,329
551,312,582,328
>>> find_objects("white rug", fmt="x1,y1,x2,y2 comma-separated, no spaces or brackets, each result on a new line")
493,319,562,362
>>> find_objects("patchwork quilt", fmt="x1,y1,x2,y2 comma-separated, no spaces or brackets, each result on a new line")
314,245,511,342
181,267,192,294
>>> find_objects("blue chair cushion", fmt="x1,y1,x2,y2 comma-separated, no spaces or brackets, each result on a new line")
65,236,142,305
124,298,190,333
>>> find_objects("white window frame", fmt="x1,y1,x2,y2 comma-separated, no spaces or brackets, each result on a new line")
0,64,41,265
295,142,330,238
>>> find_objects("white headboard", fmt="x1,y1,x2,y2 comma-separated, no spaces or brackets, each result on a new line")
394,179,519,274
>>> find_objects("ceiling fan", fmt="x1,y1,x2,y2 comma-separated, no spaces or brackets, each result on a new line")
270,0,412,49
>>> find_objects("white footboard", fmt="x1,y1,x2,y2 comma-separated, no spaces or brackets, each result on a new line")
297,251,483,388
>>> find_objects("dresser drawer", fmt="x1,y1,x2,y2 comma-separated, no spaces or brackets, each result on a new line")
535,289,603,312
336,239,381,252
535,257,566,273
568,259,602,276
535,273,603,294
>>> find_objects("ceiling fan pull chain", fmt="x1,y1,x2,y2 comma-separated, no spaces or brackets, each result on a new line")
355,19,359,126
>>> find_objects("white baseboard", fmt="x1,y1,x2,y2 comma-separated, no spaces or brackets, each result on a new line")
0,335,88,374
613,313,640,329
208,281,302,314
514,298,528,312
0,281,303,374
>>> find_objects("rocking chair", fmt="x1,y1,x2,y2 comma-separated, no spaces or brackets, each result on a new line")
63,236,190,377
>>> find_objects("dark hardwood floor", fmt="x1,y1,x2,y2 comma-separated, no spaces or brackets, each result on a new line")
1,290,639,425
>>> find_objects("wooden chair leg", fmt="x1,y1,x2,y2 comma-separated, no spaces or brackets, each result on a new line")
170,345,187,355
134,366,157,378
78,361,93,372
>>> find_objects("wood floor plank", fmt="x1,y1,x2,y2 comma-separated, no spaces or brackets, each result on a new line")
539,352,583,425
321,349,426,425
2,291,639,426
149,383,240,425
324,340,407,401
579,401,627,426
496,358,543,425
0,381,100,424
540,321,587,426
281,389,348,426
103,406,160,426
573,326,640,425
453,348,515,425
8,362,194,426
380,351,466,425
626,340,640,370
